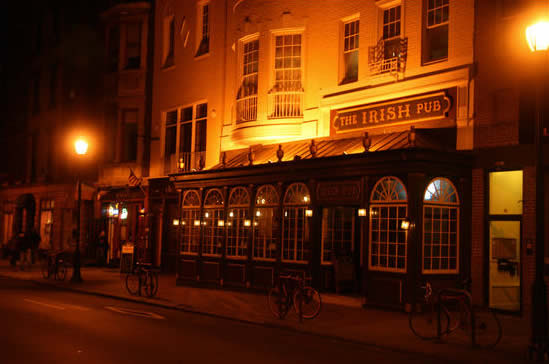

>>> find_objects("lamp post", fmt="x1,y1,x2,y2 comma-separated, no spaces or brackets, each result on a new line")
526,20,549,360
71,138,88,283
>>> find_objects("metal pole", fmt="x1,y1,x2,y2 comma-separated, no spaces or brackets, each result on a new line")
71,176,83,283
530,52,547,360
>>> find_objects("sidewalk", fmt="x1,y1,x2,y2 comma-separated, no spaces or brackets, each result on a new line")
0,260,530,363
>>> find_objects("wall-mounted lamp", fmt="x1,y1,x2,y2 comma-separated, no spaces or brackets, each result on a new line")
218,220,225,227
172,219,180,226
401,217,411,231
305,209,313,217
256,210,261,217
358,208,367,217
244,220,251,227
194,220,201,226
303,196,309,203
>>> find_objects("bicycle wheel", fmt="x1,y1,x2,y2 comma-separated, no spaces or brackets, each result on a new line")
409,302,450,340
125,273,140,296
293,287,321,319
55,264,66,281
471,307,502,348
268,285,289,319
41,259,50,279
443,298,470,335
143,271,158,298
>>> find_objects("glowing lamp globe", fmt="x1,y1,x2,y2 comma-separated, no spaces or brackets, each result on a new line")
74,139,89,155
526,21,549,52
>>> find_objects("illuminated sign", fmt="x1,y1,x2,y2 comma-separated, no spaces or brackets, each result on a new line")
120,208,128,220
331,91,452,133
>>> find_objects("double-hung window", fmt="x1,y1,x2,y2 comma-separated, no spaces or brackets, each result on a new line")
125,22,142,69
163,15,175,68
196,2,210,57
424,0,449,63
236,38,259,123
383,6,402,61
342,19,359,84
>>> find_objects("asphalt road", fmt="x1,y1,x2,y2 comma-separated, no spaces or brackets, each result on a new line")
0,277,447,364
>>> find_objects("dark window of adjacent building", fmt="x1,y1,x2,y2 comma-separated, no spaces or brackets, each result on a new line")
164,109,177,173
121,109,138,162
341,19,359,84
423,0,449,64
108,26,120,72
49,65,57,108
195,3,210,57
32,73,40,114
125,23,141,69
105,105,118,162
163,16,175,68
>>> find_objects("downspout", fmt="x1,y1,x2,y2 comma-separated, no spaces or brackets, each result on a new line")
143,0,156,178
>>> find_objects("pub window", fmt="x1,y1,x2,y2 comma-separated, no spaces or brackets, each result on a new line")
2,203,15,246
163,15,175,68
423,0,449,64
253,185,279,261
121,109,138,162
39,199,55,250
195,2,210,57
322,207,355,264
125,22,142,69
227,187,250,259
369,176,408,272
423,177,459,274
181,190,201,255
202,189,224,256
282,183,310,263
341,18,359,84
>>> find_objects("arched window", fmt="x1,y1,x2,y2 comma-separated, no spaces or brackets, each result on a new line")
282,183,310,263
423,177,460,274
203,189,224,256
181,190,201,254
253,185,279,260
227,187,250,258
369,177,408,272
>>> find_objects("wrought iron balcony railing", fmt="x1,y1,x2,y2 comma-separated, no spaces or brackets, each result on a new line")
236,95,258,124
368,37,408,77
164,151,206,174
267,84,304,119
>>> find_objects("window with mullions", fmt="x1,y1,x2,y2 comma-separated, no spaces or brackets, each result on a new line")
125,22,141,69
369,177,408,272
383,6,402,61
164,109,178,174
181,190,201,255
424,0,449,63
39,200,55,250
282,183,310,263
321,207,355,264
196,2,210,57
202,189,224,256
423,177,459,274
236,39,259,123
342,19,359,84
253,185,279,261
163,15,175,68
226,187,250,258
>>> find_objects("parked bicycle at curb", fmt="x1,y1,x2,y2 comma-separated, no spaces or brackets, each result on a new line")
268,274,321,321
409,279,502,348
125,262,159,298
40,251,69,281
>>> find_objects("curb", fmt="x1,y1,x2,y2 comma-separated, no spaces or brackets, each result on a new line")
0,273,518,364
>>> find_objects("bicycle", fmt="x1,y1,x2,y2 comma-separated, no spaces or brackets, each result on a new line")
409,279,502,348
268,274,321,321
40,251,68,281
125,262,159,298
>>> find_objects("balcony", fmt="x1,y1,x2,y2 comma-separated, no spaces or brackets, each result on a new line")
267,84,304,119
164,151,206,174
236,95,258,124
368,37,408,77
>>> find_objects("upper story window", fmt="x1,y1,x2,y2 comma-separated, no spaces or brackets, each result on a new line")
236,38,259,123
163,103,208,174
195,2,210,57
163,15,175,68
383,6,402,59
125,22,142,69
108,25,120,72
369,4,407,76
269,33,303,119
341,18,359,84
121,109,138,162
423,0,449,63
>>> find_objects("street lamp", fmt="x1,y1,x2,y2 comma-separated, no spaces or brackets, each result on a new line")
71,138,88,283
526,19,549,360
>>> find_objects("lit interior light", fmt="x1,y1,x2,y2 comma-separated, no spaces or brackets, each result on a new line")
218,220,225,227
229,211,234,218
358,209,367,217
303,196,309,202
261,198,266,204
227,222,232,226
253,222,258,226
205,212,210,218
194,220,201,226
244,220,251,227
181,221,186,226
74,138,89,155
256,210,261,217
526,20,549,52
305,209,313,217
139,208,146,214
401,217,411,231
172,219,180,226
202,221,207,226
120,208,128,220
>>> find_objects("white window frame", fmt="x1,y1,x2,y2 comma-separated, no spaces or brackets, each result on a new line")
341,15,360,84
270,29,304,91
369,176,408,273
253,185,279,261
202,189,224,257
181,190,201,255
236,34,259,123
422,177,460,274
226,187,250,259
282,183,310,264
423,0,449,63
